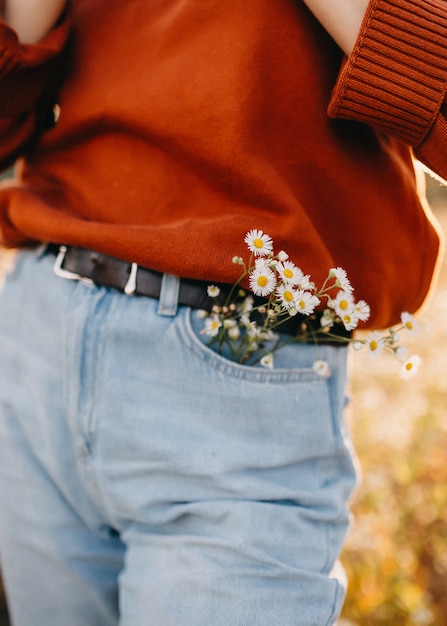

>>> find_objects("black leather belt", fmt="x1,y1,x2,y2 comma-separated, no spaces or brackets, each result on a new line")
47,244,351,344
48,244,226,311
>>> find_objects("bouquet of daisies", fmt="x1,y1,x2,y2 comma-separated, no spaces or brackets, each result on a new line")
201,229,420,378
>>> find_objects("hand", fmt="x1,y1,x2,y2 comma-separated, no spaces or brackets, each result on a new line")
2,0,67,44
302,0,370,55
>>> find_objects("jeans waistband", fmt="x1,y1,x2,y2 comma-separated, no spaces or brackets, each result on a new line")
46,244,351,344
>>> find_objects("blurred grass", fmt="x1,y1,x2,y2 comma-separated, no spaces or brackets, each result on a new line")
340,175,447,626
0,173,446,625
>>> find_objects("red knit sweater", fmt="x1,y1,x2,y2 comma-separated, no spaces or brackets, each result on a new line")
0,0,443,328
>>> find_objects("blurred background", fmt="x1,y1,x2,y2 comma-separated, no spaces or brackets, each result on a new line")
339,173,447,626
0,171,446,625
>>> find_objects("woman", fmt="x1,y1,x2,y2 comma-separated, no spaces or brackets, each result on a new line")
0,0,444,624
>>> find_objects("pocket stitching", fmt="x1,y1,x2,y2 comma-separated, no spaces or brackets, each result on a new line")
178,308,327,384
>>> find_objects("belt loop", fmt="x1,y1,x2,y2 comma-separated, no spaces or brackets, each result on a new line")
158,274,181,316
124,262,138,295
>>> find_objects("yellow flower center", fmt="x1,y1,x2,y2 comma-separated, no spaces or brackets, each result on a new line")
284,268,294,279
284,291,294,302
339,299,349,310
254,238,264,249
405,362,413,371
257,276,268,287
298,300,305,309
369,340,378,351
405,321,413,330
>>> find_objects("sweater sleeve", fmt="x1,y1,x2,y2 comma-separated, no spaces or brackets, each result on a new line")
0,2,70,170
328,0,447,181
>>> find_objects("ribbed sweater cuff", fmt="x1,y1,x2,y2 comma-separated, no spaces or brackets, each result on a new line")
328,0,447,146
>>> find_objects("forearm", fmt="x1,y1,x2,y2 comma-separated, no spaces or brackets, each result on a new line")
302,0,369,55
326,0,447,181
2,0,67,44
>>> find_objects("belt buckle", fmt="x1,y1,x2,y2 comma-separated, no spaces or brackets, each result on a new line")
52,245,93,284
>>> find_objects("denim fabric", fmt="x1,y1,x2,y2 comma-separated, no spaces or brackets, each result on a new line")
0,249,358,626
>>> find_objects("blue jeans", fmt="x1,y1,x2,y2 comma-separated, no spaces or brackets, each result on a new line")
0,249,358,626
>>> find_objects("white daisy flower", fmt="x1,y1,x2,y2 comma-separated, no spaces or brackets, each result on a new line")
257,255,272,268
201,315,222,337
365,331,384,357
246,340,259,352
313,359,331,378
246,321,262,338
331,291,355,319
329,267,353,293
276,283,297,309
207,285,221,298
240,295,254,312
227,324,241,340
295,290,320,315
244,229,274,256
354,300,370,322
258,329,277,342
400,355,421,380
276,261,303,286
352,341,363,351
340,311,360,331
248,265,276,297
299,276,314,291
223,319,237,329
260,353,274,369
401,311,417,334
240,313,251,327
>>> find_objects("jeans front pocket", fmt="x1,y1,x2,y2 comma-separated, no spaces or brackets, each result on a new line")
175,307,343,460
